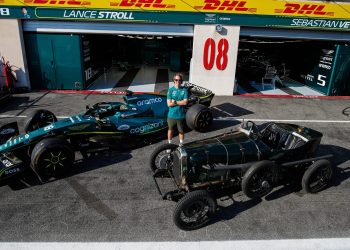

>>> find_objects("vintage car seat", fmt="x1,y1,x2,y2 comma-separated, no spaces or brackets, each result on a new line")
261,123,307,150
282,133,307,150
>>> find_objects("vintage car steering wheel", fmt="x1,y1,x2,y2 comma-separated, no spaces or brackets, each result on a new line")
246,120,261,139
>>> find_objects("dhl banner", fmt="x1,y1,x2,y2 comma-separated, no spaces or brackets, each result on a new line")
0,0,350,30
0,0,350,18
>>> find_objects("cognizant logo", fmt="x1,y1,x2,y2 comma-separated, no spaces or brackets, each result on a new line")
137,97,162,106
130,121,165,134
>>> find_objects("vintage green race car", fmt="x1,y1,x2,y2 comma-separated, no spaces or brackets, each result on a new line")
150,121,333,230
0,84,214,183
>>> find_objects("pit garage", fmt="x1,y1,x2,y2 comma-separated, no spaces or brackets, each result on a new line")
236,28,350,96
23,21,193,92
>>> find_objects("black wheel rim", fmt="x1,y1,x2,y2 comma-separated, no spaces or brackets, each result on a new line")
155,149,174,171
39,149,71,178
308,166,332,192
196,111,212,130
247,169,273,197
179,200,210,228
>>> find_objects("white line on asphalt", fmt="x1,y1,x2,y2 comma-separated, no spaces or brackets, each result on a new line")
0,115,27,118
214,117,350,123
212,106,235,116
1,114,350,123
0,238,350,250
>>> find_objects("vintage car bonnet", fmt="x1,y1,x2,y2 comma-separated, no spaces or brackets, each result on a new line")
181,130,261,167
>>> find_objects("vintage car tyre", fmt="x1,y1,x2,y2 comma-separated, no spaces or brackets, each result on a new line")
31,138,75,181
149,143,178,173
24,109,57,133
302,159,333,193
185,104,213,132
173,190,217,231
242,160,274,199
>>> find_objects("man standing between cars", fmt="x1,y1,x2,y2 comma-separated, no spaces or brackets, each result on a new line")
167,73,188,146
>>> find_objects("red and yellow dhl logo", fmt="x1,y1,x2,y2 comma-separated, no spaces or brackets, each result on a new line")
23,0,91,6
110,0,175,9
275,3,334,16
194,0,256,13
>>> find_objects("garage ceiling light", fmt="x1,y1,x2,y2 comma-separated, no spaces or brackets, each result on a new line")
156,36,162,39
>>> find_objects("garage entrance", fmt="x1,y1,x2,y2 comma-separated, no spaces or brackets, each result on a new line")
23,21,193,92
84,34,192,92
236,28,350,96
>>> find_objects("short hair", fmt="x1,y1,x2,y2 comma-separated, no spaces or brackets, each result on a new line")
173,73,183,81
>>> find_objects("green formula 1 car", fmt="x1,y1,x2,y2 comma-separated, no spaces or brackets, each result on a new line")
0,83,214,183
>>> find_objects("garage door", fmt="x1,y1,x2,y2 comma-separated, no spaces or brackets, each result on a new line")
22,20,194,37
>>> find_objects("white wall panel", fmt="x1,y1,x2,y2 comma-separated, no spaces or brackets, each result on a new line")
190,25,240,96
0,19,30,89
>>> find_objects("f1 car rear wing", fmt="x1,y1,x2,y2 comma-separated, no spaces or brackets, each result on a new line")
0,122,19,145
183,82,215,107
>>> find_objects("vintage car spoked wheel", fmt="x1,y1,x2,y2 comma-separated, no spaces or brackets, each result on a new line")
186,104,213,132
149,143,178,173
173,190,217,231
31,138,75,181
302,159,333,193
24,109,57,133
242,161,274,198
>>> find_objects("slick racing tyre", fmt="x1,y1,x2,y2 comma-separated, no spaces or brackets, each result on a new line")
31,138,75,181
149,143,178,173
242,161,274,199
186,104,213,132
173,190,217,231
24,109,57,133
302,159,333,194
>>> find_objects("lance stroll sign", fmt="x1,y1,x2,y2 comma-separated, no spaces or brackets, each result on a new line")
1,0,350,31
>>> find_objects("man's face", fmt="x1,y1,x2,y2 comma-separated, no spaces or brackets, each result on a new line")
22,8,27,15
173,77,182,88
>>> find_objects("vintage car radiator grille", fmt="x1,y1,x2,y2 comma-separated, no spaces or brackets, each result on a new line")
172,152,182,183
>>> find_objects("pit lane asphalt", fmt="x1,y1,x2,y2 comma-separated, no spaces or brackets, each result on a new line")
0,92,349,241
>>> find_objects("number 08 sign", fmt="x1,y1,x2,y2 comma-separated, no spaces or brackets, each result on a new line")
190,25,240,96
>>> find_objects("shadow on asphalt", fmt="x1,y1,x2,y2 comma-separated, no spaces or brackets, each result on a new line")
205,102,251,132
208,197,262,227
0,96,30,113
0,93,57,116
5,150,132,191
70,150,132,176
211,103,254,118
208,119,241,132
264,144,350,201
318,144,350,188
